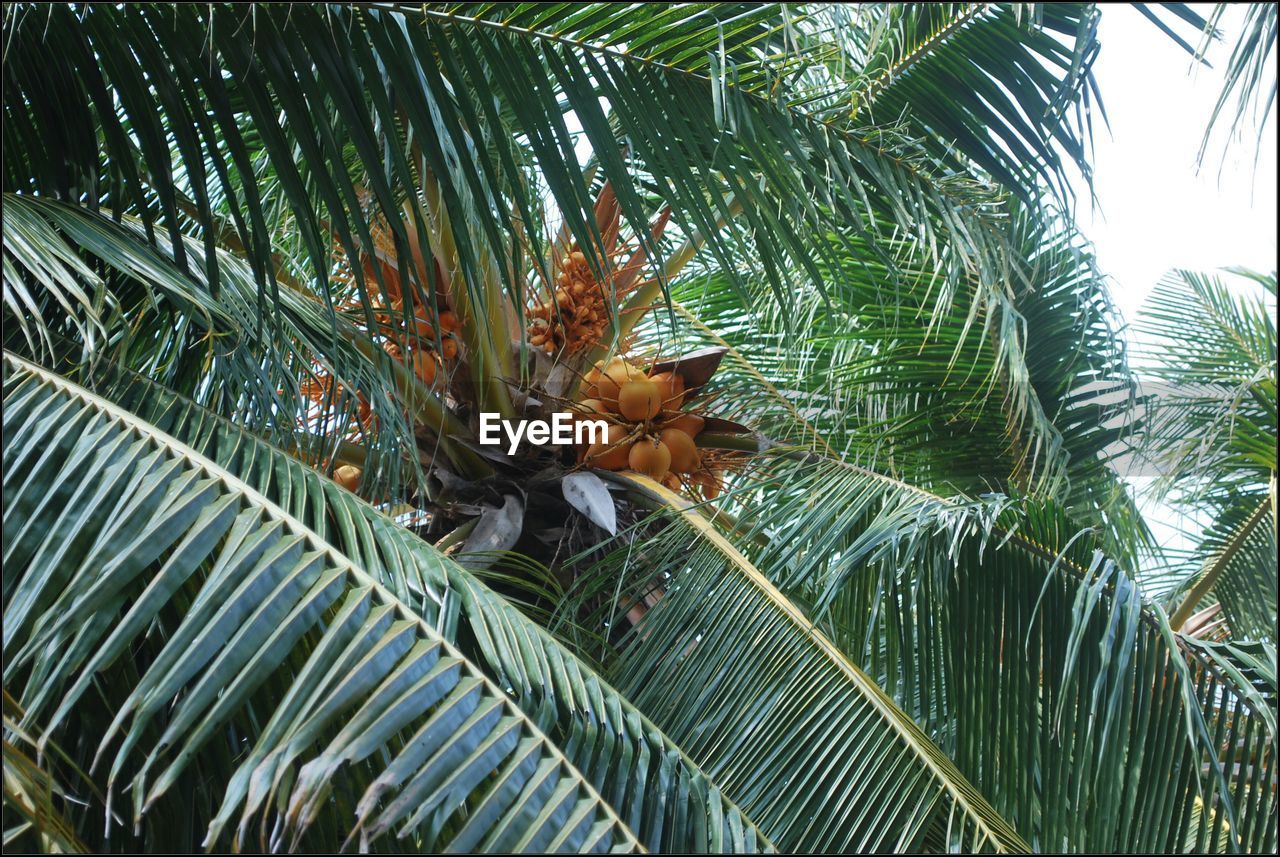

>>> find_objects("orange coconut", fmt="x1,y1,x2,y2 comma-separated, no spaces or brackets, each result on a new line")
585,423,633,470
594,357,643,404
574,398,610,418
628,437,671,480
695,471,722,500
334,465,362,491
659,427,698,473
412,350,437,385
580,365,602,398
665,412,705,437
618,379,662,421
649,371,685,411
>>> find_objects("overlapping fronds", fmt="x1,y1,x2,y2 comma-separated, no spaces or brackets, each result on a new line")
635,206,1148,560
1137,269,1277,642
818,3,1101,206
601,472,1029,853
580,453,1276,852
2,2,1103,357
1,351,769,853
1198,3,1278,166
1138,269,1277,506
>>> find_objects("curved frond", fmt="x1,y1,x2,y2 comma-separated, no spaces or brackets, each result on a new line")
589,452,1277,852
1198,3,1278,167
2,351,643,852
600,472,1029,853
25,349,772,853
2,351,772,853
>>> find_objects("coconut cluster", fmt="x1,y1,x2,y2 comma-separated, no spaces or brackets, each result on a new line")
528,249,610,355
379,306,461,389
572,356,724,497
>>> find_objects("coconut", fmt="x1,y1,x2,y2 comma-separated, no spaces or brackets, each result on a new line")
594,357,643,404
574,398,609,417
581,366,601,399
695,470,721,500
585,423,632,470
618,379,662,421
659,427,698,473
628,437,671,480
665,412,705,437
412,350,437,385
334,464,362,491
412,316,435,340
649,371,685,410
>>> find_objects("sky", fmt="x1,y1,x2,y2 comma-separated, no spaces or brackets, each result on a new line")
1069,3,1277,327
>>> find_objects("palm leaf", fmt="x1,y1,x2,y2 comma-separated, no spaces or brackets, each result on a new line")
2,350,773,852
1169,494,1278,640
600,472,1029,853
591,452,1277,851
18,348,771,853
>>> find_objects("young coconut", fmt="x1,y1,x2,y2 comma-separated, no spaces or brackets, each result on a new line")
695,470,722,500
573,398,610,418
585,423,633,470
412,350,437,385
628,436,671,480
665,412,705,437
659,427,699,473
594,357,644,405
334,464,362,491
617,379,662,421
649,371,685,411
581,366,601,398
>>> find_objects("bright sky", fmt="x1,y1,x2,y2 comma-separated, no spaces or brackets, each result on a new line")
1071,3,1277,328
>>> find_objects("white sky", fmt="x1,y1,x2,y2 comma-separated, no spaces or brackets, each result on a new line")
1070,3,1277,328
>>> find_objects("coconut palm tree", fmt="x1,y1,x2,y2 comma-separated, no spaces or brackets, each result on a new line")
2,3,1274,853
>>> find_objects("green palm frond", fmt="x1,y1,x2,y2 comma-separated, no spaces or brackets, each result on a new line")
2,350,770,853
1198,3,1278,167
1169,493,1278,641
1138,268,1277,643
1139,268,1277,507
0,193,478,495
832,3,1101,206
640,206,1148,559
604,472,1029,853
3,3,1081,347
579,453,1276,852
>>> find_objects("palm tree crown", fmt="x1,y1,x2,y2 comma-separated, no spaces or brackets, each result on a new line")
2,3,1275,853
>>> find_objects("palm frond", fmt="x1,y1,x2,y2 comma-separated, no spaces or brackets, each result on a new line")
589,452,1277,851
4,2,1064,359
1169,493,1278,641
15,347,768,854
1197,3,1278,168
1138,268,1277,509
601,471,1029,853
638,206,1149,560
829,3,1102,206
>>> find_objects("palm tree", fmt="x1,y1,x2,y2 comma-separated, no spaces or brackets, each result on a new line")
2,3,1274,853
1138,268,1276,642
